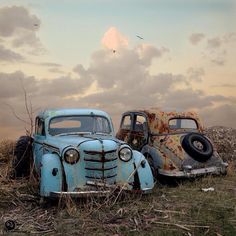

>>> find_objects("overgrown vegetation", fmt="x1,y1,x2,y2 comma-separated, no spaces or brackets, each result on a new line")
0,127,235,235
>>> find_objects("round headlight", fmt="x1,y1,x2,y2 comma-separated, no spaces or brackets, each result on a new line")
119,147,132,162
64,148,80,164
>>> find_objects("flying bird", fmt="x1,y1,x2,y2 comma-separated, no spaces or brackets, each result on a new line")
136,35,144,40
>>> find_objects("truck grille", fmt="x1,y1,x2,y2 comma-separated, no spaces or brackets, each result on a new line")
83,149,117,182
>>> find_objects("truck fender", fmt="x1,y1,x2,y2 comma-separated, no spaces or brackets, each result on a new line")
133,151,154,192
40,153,63,197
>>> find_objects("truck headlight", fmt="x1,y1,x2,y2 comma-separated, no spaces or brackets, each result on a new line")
64,148,80,164
119,147,132,162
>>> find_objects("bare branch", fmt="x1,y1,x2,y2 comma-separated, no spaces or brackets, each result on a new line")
3,103,31,125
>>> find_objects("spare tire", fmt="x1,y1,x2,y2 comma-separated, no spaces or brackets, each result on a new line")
13,136,33,177
182,133,213,162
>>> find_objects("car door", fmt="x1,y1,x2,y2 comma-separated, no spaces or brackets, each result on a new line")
117,112,148,151
129,113,148,151
33,117,46,172
116,113,133,143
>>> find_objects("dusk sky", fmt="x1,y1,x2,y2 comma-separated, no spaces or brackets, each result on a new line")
0,0,235,139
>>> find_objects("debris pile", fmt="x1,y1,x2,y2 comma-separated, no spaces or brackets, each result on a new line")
206,126,236,163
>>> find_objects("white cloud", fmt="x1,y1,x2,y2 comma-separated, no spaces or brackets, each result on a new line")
101,27,128,50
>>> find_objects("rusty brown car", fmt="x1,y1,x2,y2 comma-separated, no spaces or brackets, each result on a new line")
116,108,228,179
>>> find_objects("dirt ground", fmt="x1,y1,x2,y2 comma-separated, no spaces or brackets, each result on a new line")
0,126,235,235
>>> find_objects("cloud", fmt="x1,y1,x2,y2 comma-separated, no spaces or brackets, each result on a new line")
207,37,222,49
0,71,37,98
189,33,205,45
207,49,227,66
190,32,236,66
0,45,24,62
38,62,64,74
48,67,65,74
135,44,169,66
223,32,236,44
213,83,236,88
211,57,225,66
40,62,62,67
187,67,205,82
0,63,234,139
11,29,41,48
0,6,40,37
0,6,44,54
101,27,128,50
38,76,91,97
200,104,236,128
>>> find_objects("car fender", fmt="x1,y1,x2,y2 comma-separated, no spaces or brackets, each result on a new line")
133,150,154,192
40,153,63,197
141,145,163,169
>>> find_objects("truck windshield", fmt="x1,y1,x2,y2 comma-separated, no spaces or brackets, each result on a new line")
169,118,197,130
49,115,111,136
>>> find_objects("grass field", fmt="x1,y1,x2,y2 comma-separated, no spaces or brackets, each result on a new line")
0,140,235,235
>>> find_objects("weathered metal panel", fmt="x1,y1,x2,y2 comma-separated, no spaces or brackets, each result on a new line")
40,153,63,197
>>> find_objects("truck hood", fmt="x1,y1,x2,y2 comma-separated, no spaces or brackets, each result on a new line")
44,134,122,153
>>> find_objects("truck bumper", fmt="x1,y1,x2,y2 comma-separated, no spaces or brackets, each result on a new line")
49,180,152,198
158,163,228,178
50,190,111,198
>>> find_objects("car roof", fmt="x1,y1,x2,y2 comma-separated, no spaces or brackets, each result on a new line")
37,108,110,120
122,108,204,133
123,108,200,119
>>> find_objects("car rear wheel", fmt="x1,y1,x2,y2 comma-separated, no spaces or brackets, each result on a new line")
13,136,33,177
182,133,213,162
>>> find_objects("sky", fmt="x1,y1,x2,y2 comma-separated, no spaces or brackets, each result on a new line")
0,0,235,139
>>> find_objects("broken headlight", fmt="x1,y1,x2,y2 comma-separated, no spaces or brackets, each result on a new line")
119,146,132,162
64,148,80,164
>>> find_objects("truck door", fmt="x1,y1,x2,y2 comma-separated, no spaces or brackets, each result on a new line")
33,117,46,172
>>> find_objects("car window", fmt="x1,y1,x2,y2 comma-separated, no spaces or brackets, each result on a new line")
134,115,147,132
35,117,45,136
95,116,111,133
49,116,111,135
121,115,132,130
169,118,197,129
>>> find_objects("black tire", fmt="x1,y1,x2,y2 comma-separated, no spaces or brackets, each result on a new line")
182,133,213,162
13,136,33,177
145,154,157,182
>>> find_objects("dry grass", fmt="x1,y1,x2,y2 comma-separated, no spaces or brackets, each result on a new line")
0,138,235,235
